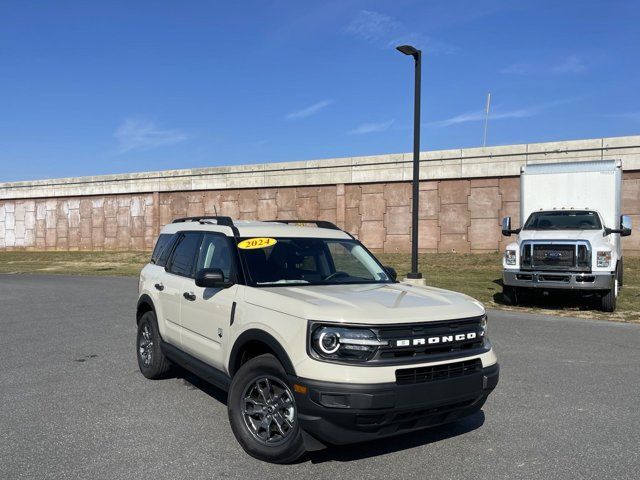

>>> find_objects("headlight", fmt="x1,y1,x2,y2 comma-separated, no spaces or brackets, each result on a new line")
505,249,517,266
480,315,488,337
597,251,611,268
310,324,388,362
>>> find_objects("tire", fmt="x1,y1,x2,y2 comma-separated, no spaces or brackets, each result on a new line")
136,311,172,379
502,285,519,306
228,354,306,464
599,276,618,313
618,260,624,288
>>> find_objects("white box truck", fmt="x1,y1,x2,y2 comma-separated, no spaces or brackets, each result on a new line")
501,160,632,312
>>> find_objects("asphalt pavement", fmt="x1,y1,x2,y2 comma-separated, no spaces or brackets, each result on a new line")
1,274,639,480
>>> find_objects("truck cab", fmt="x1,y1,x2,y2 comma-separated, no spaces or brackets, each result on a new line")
501,160,632,312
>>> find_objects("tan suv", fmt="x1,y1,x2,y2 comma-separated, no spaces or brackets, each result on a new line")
136,216,499,463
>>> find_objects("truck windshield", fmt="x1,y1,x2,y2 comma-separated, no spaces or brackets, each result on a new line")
523,210,602,230
237,238,392,286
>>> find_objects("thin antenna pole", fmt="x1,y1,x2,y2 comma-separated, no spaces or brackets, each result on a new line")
483,92,491,147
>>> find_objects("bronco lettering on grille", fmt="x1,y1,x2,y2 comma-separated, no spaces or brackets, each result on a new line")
394,331,482,348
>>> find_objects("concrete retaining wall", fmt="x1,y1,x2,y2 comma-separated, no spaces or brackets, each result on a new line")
1,135,639,254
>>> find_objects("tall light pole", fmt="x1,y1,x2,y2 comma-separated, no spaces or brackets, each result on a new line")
396,44,423,282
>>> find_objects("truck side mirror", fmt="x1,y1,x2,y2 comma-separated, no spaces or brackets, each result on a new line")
501,217,518,237
604,215,633,237
621,215,632,237
502,216,521,237
501,217,511,236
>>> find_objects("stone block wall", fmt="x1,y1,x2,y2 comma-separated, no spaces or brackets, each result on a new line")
1,136,639,254
157,186,340,228
0,194,157,251
2,174,640,254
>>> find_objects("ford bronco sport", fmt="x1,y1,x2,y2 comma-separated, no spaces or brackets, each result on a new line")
136,216,499,463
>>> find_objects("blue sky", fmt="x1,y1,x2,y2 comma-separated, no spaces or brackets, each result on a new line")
1,0,639,182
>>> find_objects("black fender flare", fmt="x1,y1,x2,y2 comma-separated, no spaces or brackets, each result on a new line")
136,294,156,324
229,329,297,377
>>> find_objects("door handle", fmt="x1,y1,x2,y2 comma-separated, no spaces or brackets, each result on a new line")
183,292,196,301
154,283,164,291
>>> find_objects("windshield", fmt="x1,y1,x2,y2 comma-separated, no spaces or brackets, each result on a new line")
237,237,392,286
523,210,602,230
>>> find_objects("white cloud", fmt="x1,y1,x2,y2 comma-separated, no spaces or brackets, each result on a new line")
608,112,640,121
501,55,587,75
114,118,188,153
552,55,587,74
345,10,400,42
345,10,456,55
429,98,579,128
286,99,333,120
387,33,458,55
348,119,395,135
430,108,536,128
499,63,531,75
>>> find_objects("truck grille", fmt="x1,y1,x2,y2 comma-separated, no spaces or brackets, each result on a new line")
520,241,591,272
395,359,482,385
533,244,575,267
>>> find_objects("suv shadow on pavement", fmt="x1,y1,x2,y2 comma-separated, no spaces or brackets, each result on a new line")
176,368,228,405
176,366,485,464
306,411,485,464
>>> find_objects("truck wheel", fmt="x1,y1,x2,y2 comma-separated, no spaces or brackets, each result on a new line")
618,260,624,288
228,354,306,464
136,311,172,379
502,285,519,306
599,281,617,313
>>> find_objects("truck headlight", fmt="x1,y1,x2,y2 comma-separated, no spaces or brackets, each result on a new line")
597,251,611,268
309,324,388,362
505,249,517,266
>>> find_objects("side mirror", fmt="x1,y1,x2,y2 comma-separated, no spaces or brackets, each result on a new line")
604,215,633,237
501,217,511,236
501,217,520,237
621,215,633,237
384,266,398,281
195,268,232,288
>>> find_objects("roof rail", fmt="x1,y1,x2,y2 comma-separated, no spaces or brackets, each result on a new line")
266,219,341,230
171,216,234,228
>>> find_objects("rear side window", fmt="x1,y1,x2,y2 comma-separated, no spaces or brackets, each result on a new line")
168,232,203,277
155,234,179,267
151,234,172,265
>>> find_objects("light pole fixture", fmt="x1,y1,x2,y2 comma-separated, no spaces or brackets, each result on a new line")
396,44,423,281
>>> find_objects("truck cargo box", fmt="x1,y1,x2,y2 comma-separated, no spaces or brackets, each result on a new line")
520,160,621,230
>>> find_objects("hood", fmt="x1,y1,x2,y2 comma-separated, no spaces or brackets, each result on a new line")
244,282,485,325
517,229,609,246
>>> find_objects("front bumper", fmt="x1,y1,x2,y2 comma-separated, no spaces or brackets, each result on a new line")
503,269,614,290
291,363,499,446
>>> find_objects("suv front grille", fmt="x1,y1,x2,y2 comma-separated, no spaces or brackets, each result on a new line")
368,316,488,365
395,359,482,385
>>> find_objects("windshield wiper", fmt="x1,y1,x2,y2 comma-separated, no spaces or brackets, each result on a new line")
256,279,310,285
